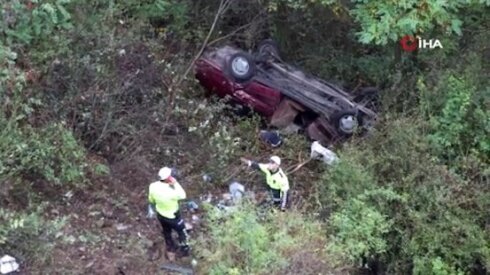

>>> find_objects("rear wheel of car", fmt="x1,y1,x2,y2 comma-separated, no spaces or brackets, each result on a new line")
331,110,359,136
226,52,256,82
353,87,380,112
257,39,280,60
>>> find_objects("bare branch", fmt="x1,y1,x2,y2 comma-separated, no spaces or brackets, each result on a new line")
165,0,233,120
207,13,267,47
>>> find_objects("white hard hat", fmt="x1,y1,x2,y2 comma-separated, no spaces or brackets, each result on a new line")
158,167,172,180
270,156,281,165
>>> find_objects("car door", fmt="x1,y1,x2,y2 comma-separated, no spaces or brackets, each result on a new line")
195,59,234,98
236,81,281,117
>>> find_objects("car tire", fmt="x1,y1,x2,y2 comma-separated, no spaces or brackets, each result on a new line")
331,109,359,136
353,87,380,112
226,52,256,82
257,39,280,60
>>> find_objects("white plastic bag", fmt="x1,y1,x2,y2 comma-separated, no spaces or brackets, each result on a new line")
146,204,156,219
229,182,245,202
0,255,19,274
310,141,339,165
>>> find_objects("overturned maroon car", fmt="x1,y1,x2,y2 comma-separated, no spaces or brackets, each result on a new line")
194,40,378,143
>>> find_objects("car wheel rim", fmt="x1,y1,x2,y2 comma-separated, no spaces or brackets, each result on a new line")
339,115,357,133
231,57,250,76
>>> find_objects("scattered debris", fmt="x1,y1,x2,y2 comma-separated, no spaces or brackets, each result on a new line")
88,211,101,217
191,215,200,224
187,201,199,212
202,173,212,183
115,223,129,231
185,222,193,231
310,141,338,165
0,255,19,274
229,181,245,202
64,190,74,199
259,130,282,148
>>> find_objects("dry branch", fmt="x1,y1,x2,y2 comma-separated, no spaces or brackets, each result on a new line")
165,0,233,120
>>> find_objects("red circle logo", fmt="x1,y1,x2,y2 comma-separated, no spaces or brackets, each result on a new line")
400,35,418,52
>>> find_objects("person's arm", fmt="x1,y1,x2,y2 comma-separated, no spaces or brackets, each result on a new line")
240,157,267,173
173,180,187,200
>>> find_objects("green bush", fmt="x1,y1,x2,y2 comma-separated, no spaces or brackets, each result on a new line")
413,257,464,275
0,120,87,185
427,74,489,166
1,0,73,47
0,47,87,186
193,202,332,274
328,198,393,265
116,0,189,36
318,117,489,274
0,205,66,260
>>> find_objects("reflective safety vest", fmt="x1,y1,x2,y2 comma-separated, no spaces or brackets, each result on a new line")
258,164,289,192
148,180,186,219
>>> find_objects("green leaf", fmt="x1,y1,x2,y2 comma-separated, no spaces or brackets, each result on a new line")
451,19,462,35
4,29,32,44
358,32,374,44
56,3,71,21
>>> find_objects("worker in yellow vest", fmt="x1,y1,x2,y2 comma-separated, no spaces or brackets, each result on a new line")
148,167,189,256
241,155,289,211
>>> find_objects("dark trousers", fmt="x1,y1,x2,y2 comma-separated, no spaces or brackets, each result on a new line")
157,211,188,252
270,188,289,208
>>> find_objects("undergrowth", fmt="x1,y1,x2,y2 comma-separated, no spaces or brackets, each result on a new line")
193,201,333,274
